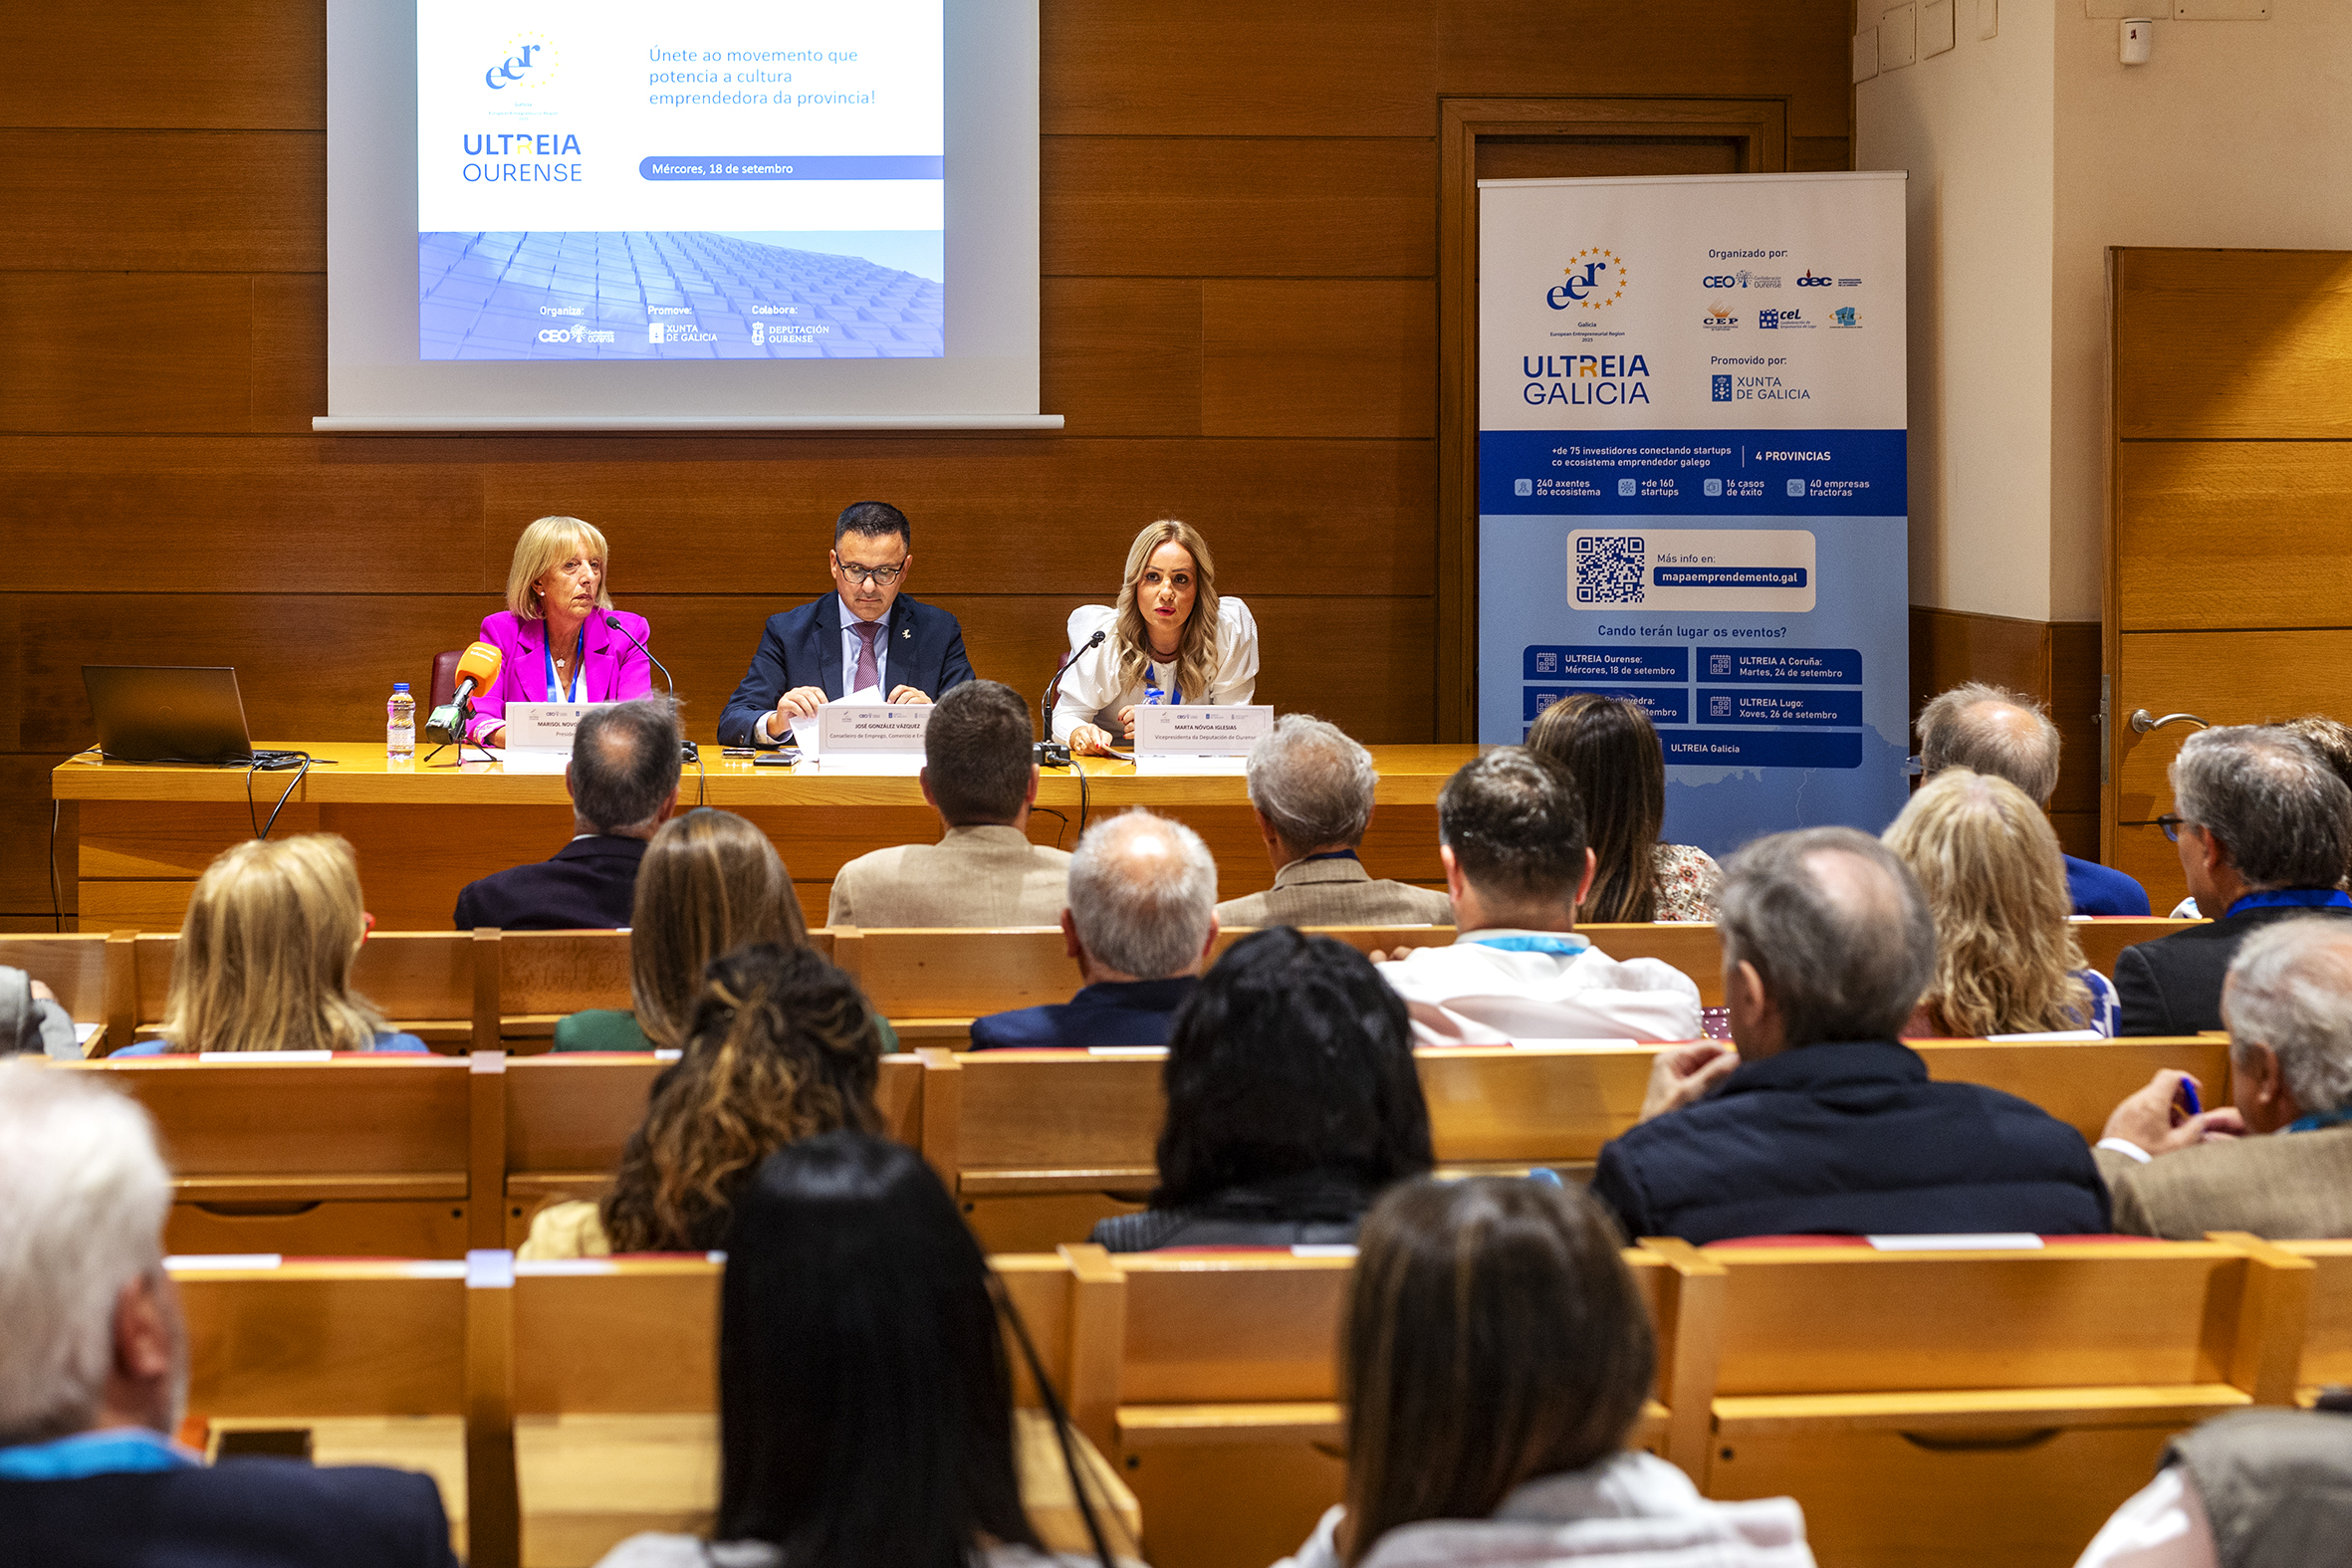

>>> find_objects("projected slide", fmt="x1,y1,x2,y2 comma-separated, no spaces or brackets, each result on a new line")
415,1,943,361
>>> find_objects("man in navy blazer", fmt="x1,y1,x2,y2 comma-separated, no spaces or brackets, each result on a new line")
719,501,976,748
453,698,681,930
0,1060,459,1567
1589,828,2110,1244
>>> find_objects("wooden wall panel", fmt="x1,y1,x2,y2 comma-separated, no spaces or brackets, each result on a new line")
0,0,1852,918
1202,281,1437,439
1909,607,2104,854
1437,1,1853,137
1043,1,1438,137
0,131,324,273
2112,629,2352,814
1043,139,1437,278
0,3,324,130
2116,441,2352,631
2115,249,2352,440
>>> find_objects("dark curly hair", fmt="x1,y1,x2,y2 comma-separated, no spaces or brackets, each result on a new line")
600,944,884,1252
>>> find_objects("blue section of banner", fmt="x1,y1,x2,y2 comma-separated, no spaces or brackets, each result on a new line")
637,155,946,181
1695,688,1864,727
1527,686,1689,725
1522,645,1687,683
1658,730,1863,770
1699,647,1862,684
1478,428,1906,517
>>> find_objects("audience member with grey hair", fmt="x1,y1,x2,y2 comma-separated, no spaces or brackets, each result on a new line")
0,1060,459,1564
1588,827,2109,1243
967,809,1219,1049
2092,916,2352,1239
1373,749,1703,1045
826,680,1073,927
453,695,684,930
1916,681,2151,916
2114,725,2352,1036
1215,716,1452,929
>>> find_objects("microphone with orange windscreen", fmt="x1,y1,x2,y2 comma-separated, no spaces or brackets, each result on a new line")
425,640,504,745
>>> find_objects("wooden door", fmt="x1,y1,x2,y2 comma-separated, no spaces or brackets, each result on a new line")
2107,249,2352,911
1438,99,1791,739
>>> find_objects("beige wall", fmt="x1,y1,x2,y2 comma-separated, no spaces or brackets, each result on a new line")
1856,0,2055,622
1861,2,2352,622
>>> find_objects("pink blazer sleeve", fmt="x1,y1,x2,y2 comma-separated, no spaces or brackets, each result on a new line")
464,612,531,746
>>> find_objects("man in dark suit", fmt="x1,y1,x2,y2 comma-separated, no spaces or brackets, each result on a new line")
2116,725,2352,1036
452,697,682,930
1589,827,2110,1244
0,1060,459,1567
718,501,976,748
968,810,1219,1049
1916,681,2152,916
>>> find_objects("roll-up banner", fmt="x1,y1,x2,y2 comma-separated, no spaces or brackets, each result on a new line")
1477,171,1908,855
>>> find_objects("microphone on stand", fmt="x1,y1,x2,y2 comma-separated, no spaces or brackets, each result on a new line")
606,615,699,763
425,641,504,744
1037,628,1106,766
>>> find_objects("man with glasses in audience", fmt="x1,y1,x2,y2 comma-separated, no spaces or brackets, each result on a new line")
718,501,976,748
2117,725,2352,1035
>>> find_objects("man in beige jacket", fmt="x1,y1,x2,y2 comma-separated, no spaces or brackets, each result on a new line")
2094,915,2352,1239
1215,715,1454,930
825,679,1072,928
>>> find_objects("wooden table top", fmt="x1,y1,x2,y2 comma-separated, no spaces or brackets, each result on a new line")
54,742,1484,807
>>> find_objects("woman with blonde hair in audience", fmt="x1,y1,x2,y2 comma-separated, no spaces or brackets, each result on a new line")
1525,692,1720,921
116,834,425,1056
595,1131,1129,1568
1054,519,1259,757
1883,768,2118,1038
522,943,888,1258
1273,1176,1809,1568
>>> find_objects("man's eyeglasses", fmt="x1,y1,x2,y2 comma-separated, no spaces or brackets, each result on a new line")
837,561,904,586
2157,813,2190,843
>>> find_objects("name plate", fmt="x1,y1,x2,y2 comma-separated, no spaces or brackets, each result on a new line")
818,702,934,754
1132,704,1274,757
505,702,594,753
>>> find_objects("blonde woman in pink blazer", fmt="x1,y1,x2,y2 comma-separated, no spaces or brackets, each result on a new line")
469,516,655,748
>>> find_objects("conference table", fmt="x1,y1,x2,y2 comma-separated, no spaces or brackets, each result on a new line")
54,744,1480,933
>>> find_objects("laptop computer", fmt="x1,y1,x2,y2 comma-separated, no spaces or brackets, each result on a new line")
82,666,275,765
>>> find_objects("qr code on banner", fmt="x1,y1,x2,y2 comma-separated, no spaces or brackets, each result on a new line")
1575,535,1646,604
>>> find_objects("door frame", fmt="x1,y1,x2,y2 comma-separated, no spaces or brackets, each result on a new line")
1435,97,1790,741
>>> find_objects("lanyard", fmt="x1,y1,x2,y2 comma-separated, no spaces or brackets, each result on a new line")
1301,850,1360,863
544,627,585,704
2224,888,2352,919
1143,660,1181,706
1466,933,1591,957
0,1428,199,1479
2288,1105,2352,1135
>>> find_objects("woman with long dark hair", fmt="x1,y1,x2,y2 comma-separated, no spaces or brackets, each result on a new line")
1525,694,1720,922
1090,928,1433,1251
592,1132,1125,1568
1275,1177,1811,1567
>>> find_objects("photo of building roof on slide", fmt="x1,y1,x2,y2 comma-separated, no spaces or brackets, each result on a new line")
418,230,943,359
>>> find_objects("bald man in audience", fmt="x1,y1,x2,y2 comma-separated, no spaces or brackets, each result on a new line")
825,680,1072,927
1214,715,1452,929
1373,748,1702,1044
1590,828,2111,1244
966,809,1218,1050
1917,681,2150,916
0,1061,459,1567
2094,916,2352,1239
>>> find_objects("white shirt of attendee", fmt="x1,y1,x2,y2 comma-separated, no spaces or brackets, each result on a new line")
1054,538,1259,752
754,529,934,743
1374,841,1704,1045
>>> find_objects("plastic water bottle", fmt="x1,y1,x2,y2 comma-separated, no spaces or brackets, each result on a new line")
386,682,415,760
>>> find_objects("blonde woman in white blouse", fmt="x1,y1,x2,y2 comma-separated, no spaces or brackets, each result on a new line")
1055,519,1259,755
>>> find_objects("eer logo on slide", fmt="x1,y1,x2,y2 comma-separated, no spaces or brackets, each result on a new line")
1547,248,1629,311
485,34,559,92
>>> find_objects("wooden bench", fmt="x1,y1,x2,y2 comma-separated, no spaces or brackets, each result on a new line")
1679,1233,2314,1567
500,1052,924,1246
917,1036,2237,1251
2280,1238,2352,1401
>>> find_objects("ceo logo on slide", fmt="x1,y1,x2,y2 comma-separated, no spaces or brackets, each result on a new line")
1545,247,1629,311
485,34,558,92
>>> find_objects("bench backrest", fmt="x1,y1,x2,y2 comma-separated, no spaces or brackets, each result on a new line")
175,1258,470,1418
2281,1238,2352,1389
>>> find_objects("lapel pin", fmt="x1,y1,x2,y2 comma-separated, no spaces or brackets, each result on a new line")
901,627,911,639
